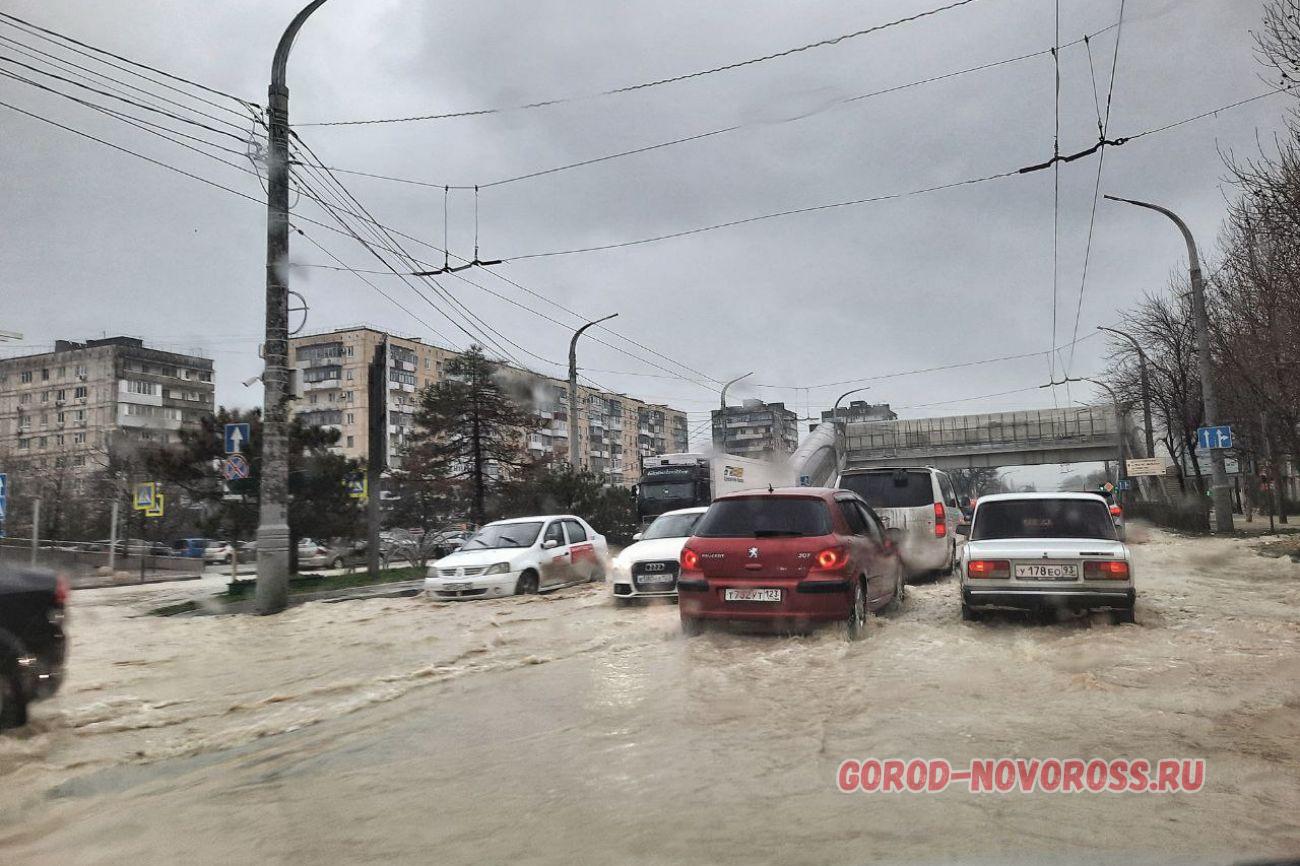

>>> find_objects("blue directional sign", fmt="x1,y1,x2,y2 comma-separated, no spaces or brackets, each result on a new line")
224,422,251,455
1117,479,1132,492
799,474,812,487
0,472,7,521
1196,425,1233,451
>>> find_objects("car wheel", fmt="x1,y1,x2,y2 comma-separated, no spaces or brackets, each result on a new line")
514,570,539,595
331,557,344,570
0,663,27,730
680,616,704,636
845,578,867,640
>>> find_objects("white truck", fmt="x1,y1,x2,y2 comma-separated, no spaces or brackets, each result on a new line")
635,452,797,526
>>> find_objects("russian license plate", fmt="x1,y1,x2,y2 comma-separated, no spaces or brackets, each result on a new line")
1014,563,1079,580
638,573,674,584
724,588,781,602
443,582,471,591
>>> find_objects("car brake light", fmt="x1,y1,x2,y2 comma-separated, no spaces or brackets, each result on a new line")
54,573,70,606
1109,505,1122,517
967,559,1010,579
1084,560,1129,580
934,502,947,537
812,546,848,571
681,549,700,571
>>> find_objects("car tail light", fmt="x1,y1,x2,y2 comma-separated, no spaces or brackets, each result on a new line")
812,546,848,571
1109,505,1122,518
967,559,1010,579
934,502,947,537
680,548,700,571
1084,560,1129,580
54,573,70,606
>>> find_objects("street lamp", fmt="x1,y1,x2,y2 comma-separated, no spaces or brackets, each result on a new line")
833,387,871,419
256,0,330,616
568,313,618,469
1096,326,1155,459
718,372,753,455
1042,377,1128,499
1104,194,1233,533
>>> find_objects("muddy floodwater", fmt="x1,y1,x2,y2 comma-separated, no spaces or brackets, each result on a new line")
2,527,1299,864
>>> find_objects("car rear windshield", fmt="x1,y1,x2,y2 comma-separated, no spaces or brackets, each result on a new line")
694,497,832,538
839,471,934,508
971,499,1116,541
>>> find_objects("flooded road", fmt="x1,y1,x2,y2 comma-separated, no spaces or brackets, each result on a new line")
2,527,1299,864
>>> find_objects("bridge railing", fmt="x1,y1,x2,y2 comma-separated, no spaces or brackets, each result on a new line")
845,406,1118,458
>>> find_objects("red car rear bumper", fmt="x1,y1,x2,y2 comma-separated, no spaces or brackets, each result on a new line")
678,576,852,625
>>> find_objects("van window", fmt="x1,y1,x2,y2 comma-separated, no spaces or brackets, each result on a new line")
839,471,934,508
695,497,832,538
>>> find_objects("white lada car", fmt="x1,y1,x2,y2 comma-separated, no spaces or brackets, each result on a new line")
424,515,608,600
610,507,707,603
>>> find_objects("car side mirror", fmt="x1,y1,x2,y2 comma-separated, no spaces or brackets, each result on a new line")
542,539,558,550
631,532,642,542
955,523,970,536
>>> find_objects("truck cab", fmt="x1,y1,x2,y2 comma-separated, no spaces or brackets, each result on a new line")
636,454,712,525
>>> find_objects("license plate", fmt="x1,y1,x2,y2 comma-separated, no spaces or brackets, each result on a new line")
1014,563,1079,580
723,588,781,602
638,574,674,584
443,582,471,591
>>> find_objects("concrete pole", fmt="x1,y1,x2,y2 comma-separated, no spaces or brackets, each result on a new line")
30,497,39,566
567,314,618,469
256,0,330,615
107,499,118,571
718,372,753,455
1104,195,1233,533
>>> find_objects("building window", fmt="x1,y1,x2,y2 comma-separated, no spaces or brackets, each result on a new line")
346,413,354,424
73,432,86,444
20,370,32,383
75,365,87,377
73,455,86,467
41,368,49,380
74,410,85,422
40,390,50,402
127,380,158,395
75,386,86,398
56,411,64,424
37,436,47,448
346,435,354,448
199,372,211,383
19,393,31,404
17,438,28,450
55,434,64,446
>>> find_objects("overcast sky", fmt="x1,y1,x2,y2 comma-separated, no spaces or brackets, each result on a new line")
0,0,1289,488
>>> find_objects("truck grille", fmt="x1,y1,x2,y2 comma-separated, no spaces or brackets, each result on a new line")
632,560,679,590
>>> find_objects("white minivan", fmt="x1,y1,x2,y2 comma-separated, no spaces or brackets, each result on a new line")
836,467,960,579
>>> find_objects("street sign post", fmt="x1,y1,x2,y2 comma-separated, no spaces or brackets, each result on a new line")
0,472,7,522
145,493,165,519
348,476,367,500
1196,425,1233,451
222,453,251,481
133,482,157,511
1125,458,1166,476
224,422,251,454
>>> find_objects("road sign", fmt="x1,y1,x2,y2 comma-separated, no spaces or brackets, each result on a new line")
1196,425,1233,451
133,482,157,511
1101,481,1115,493
798,474,812,487
1117,479,1132,492
221,453,251,481
0,472,7,521
224,422,251,455
145,493,165,519
1126,457,1166,476
348,476,367,500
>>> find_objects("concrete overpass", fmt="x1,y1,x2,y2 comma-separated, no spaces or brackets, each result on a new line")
840,405,1139,470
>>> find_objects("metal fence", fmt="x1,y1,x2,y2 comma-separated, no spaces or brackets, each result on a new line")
0,538,204,583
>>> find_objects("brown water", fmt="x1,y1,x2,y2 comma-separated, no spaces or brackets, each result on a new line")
2,528,1299,864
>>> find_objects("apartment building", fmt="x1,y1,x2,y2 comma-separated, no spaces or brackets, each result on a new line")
0,337,215,477
711,399,800,460
818,401,898,426
287,326,689,485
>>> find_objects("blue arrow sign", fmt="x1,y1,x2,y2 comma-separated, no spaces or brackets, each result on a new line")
224,422,251,455
1196,425,1233,451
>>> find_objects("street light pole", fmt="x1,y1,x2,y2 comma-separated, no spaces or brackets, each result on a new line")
568,313,618,469
833,387,871,419
256,0,330,616
1104,195,1233,533
717,372,753,455
1097,326,1155,458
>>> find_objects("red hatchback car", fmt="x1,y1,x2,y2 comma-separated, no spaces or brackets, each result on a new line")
678,487,905,639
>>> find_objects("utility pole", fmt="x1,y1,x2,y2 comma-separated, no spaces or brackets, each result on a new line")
366,337,387,574
833,387,871,421
718,372,753,455
29,497,39,566
1105,194,1233,534
568,313,618,469
1097,326,1154,458
256,0,330,615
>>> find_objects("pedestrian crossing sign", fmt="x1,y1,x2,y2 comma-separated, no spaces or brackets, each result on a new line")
133,482,157,511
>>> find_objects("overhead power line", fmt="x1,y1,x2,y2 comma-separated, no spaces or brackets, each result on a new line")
299,0,989,126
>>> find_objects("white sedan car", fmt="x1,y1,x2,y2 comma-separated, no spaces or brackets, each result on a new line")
958,492,1135,623
610,507,707,602
424,515,608,600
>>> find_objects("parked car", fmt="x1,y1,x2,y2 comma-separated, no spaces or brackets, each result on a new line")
677,487,905,639
958,492,1135,623
171,538,207,559
836,466,961,579
202,540,235,565
234,538,330,569
610,506,707,602
0,563,68,729
424,515,608,600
